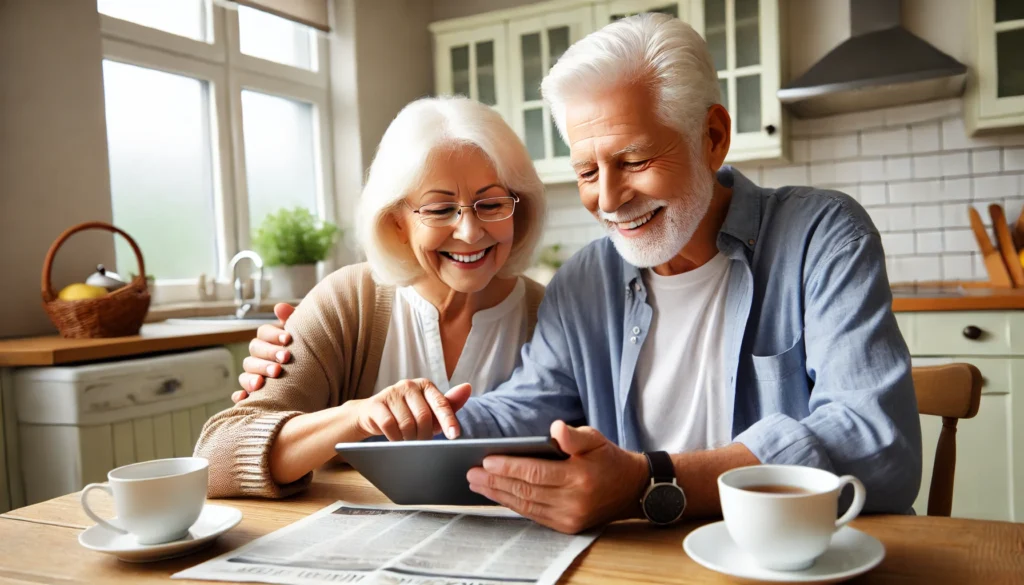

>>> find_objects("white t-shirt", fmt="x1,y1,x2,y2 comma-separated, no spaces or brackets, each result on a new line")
374,278,528,396
634,253,733,453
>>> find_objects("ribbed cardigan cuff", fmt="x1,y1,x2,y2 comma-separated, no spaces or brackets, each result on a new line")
233,411,312,498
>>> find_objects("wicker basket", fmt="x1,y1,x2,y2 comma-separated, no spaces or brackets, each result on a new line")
41,222,151,339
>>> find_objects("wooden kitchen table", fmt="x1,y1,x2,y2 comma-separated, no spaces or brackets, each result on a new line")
1,468,1022,584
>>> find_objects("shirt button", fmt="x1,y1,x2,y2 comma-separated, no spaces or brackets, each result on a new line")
632,326,641,334
630,336,638,344
748,239,755,246
634,283,641,292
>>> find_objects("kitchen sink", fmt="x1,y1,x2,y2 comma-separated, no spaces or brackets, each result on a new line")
164,313,279,327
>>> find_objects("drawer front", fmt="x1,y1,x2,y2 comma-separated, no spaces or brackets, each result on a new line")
898,311,1024,356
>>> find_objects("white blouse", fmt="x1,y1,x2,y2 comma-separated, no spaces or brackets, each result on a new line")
373,278,529,396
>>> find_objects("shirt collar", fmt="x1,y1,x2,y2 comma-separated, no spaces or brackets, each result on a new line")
620,165,764,288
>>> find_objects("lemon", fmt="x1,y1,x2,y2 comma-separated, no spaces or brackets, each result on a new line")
58,283,108,301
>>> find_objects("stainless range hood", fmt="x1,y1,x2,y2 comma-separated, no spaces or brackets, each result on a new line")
777,0,967,118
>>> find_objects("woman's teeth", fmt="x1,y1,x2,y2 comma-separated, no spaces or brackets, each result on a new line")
442,248,488,263
619,209,658,230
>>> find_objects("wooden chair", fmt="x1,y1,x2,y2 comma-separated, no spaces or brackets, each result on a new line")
911,364,983,517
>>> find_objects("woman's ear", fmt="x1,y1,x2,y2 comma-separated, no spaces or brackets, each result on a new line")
390,211,409,245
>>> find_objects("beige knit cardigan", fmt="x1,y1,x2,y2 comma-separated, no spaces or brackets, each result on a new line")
194,263,545,498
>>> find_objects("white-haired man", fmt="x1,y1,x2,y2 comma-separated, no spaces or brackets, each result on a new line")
239,14,921,533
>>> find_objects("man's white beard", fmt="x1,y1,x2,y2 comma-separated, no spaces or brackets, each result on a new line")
599,158,715,268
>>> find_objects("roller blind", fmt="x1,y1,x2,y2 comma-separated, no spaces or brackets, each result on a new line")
235,0,329,32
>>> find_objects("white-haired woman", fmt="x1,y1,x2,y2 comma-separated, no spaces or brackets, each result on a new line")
194,96,546,498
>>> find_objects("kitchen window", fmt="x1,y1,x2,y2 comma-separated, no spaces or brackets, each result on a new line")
97,0,333,304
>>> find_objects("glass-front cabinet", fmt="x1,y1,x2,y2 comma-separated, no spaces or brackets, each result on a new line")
689,0,783,161
430,0,785,183
966,0,1024,134
507,7,593,182
434,24,509,119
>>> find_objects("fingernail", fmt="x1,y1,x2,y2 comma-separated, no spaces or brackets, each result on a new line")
275,351,286,362
279,334,288,344
468,484,481,494
445,427,456,440
267,364,276,375
249,378,257,389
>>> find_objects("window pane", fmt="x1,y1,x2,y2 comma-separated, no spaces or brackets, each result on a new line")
719,77,729,108
522,33,542,101
997,29,1024,97
705,0,727,71
548,26,570,68
552,117,569,158
238,5,315,71
735,0,760,68
102,61,217,280
241,91,319,233
476,41,496,105
736,74,761,133
98,0,206,41
451,45,470,97
651,5,680,17
996,0,1024,23
524,108,545,160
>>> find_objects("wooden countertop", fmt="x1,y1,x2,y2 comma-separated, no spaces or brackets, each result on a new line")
0,322,258,367
890,284,1024,312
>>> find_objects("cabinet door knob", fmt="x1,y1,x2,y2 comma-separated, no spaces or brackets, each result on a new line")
765,124,776,136
962,325,983,340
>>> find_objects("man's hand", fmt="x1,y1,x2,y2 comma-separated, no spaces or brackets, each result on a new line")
466,421,648,534
233,302,295,403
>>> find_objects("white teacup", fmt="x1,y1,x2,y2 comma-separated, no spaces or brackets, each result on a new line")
80,457,209,545
718,465,866,571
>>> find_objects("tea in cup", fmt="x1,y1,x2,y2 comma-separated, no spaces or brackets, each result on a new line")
80,457,209,545
718,464,866,571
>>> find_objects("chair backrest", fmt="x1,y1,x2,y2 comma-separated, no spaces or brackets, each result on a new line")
911,363,983,517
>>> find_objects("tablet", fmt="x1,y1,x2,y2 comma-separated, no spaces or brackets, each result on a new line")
335,436,568,506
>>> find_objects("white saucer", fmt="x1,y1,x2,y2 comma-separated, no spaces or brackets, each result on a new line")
78,504,242,563
683,521,885,584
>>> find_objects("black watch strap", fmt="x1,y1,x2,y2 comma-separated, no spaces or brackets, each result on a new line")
645,451,675,484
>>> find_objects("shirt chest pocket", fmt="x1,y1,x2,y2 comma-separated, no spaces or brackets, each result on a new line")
750,332,807,382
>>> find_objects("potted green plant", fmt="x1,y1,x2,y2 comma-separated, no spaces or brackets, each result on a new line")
252,207,341,299
525,244,564,286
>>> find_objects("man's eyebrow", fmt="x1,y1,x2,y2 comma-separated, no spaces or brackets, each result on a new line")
571,159,593,171
612,141,654,157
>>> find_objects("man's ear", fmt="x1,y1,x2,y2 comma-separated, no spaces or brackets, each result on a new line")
705,104,731,171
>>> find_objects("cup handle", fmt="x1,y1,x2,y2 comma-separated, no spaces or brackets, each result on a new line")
834,475,866,530
80,483,127,534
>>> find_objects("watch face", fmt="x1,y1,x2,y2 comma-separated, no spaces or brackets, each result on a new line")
643,484,685,524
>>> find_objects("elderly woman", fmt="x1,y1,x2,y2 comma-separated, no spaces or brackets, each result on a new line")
195,96,546,498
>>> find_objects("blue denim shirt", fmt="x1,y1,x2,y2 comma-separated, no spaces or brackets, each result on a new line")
457,166,922,514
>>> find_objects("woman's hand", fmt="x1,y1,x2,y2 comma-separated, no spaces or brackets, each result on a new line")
234,303,295,403
353,379,473,441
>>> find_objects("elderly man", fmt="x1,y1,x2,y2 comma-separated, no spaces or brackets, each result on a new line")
237,14,921,533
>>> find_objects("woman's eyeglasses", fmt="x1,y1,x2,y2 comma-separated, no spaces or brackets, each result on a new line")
409,195,520,228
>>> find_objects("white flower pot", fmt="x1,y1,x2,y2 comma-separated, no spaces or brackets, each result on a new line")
267,264,318,299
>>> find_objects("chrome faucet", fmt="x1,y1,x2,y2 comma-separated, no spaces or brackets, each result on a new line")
228,250,264,319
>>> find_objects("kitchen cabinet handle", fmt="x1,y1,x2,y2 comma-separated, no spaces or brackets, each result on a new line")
158,378,182,395
962,326,983,340
765,124,776,136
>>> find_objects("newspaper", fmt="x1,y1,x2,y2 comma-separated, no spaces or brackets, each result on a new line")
173,501,600,585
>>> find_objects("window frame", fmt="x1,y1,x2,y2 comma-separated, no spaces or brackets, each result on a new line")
98,1,334,304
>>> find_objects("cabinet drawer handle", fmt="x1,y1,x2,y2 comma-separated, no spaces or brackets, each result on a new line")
765,124,776,136
962,326,983,340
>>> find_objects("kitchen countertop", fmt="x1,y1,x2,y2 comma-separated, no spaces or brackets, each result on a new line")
0,322,258,367
890,283,1024,312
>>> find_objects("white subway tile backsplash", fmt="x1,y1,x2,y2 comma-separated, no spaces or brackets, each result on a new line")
973,255,987,279
884,156,913,180
942,152,972,178
972,149,1002,174
974,175,1019,198
882,232,915,255
889,180,941,204
866,208,889,231
861,127,910,156
859,158,886,182
915,231,944,254
884,99,959,126
888,206,915,230
860,184,887,206
791,139,810,164
944,229,977,253
810,162,836,185
1003,197,1024,225
762,164,810,187
809,135,859,161
912,154,941,179
834,161,861,184
944,177,973,201
913,205,943,229
942,203,970,228
942,117,1003,151
830,110,886,133
1005,148,1024,171
910,122,941,153
892,256,942,282
942,254,975,280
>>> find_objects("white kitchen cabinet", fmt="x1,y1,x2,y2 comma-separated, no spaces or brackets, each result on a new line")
896,310,1024,521
0,370,11,514
430,0,787,184
507,6,594,183
965,0,1024,134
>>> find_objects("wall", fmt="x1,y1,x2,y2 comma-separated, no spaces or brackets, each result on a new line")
0,0,116,339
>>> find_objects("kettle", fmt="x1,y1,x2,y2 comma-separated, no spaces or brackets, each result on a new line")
85,264,128,292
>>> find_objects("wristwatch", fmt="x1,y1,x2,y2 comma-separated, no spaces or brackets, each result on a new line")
640,451,686,526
